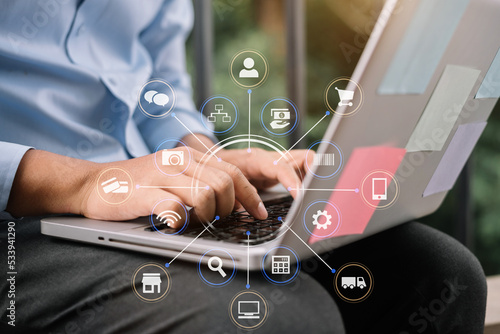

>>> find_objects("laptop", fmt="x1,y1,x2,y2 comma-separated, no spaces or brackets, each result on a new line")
41,0,500,270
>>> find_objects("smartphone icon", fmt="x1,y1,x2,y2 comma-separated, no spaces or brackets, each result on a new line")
372,178,387,200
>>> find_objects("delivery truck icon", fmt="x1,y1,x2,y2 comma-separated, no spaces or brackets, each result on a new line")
341,276,366,289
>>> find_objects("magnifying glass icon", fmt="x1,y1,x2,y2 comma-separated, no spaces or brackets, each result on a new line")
208,256,227,278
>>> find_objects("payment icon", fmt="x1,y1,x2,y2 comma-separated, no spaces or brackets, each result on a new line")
101,177,129,194
270,108,291,129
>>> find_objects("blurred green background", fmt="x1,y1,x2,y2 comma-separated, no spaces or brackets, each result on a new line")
186,0,500,275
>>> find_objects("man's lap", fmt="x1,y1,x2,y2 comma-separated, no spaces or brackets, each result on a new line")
0,217,487,333
0,217,344,334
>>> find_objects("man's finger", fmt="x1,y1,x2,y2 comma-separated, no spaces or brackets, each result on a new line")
251,152,301,198
202,158,267,220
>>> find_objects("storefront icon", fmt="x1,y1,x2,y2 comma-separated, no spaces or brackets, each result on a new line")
142,273,161,294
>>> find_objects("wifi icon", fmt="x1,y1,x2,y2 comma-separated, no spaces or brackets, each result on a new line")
156,210,182,226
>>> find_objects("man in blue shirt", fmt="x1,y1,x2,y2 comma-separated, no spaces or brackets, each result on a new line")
0,1,346,332
0,1,487,333
0,0,307,222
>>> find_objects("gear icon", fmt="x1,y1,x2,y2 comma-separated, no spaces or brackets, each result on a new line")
312,210,332,229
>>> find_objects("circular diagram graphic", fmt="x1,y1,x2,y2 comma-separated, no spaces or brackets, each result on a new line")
131,263,171,303
229,50,269,89
324,77,363,116
229,290,269,330
96,167,134,205
189,134,305,243
138,79,176,118
334,262,374,303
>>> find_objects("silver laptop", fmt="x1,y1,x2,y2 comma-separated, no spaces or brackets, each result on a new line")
41,0,500,270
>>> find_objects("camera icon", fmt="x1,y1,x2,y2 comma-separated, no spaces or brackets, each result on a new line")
162,150,184,166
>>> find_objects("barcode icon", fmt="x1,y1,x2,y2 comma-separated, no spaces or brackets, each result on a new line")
313,153,335,166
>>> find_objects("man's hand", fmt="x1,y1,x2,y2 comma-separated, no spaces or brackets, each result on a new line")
6,148,268,226
217,148,312,198
6,143,311,226
180,134,313,198
81,147,268,225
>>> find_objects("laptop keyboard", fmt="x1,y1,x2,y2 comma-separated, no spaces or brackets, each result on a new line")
144,196,293,245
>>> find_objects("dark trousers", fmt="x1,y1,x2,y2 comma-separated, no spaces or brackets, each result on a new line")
1,218,486,334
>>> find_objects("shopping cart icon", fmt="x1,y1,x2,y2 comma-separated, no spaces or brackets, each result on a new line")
335,87,354,107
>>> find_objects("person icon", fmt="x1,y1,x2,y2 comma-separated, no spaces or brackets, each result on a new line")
239,57,259,78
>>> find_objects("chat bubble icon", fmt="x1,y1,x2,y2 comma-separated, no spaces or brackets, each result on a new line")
153,93,169,107
144,90,158,104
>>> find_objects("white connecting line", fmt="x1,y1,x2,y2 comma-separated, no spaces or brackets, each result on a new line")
276,113,329,163
288,188,358,192
173,115,220,160
168,218,218,265
137,185,208,190
248,90,251,150
281,219,334,272
247,232,250,287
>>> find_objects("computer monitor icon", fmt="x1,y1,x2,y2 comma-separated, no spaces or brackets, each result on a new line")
372,177,387,200
238,301,260,319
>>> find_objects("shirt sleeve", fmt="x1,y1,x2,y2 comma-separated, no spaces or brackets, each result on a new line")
133,0,216,151
0,142,33,220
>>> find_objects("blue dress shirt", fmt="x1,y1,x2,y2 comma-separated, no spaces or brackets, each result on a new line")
0,0,214,218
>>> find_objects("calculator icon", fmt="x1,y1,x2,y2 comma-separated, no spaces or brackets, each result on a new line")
271,256,290,274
